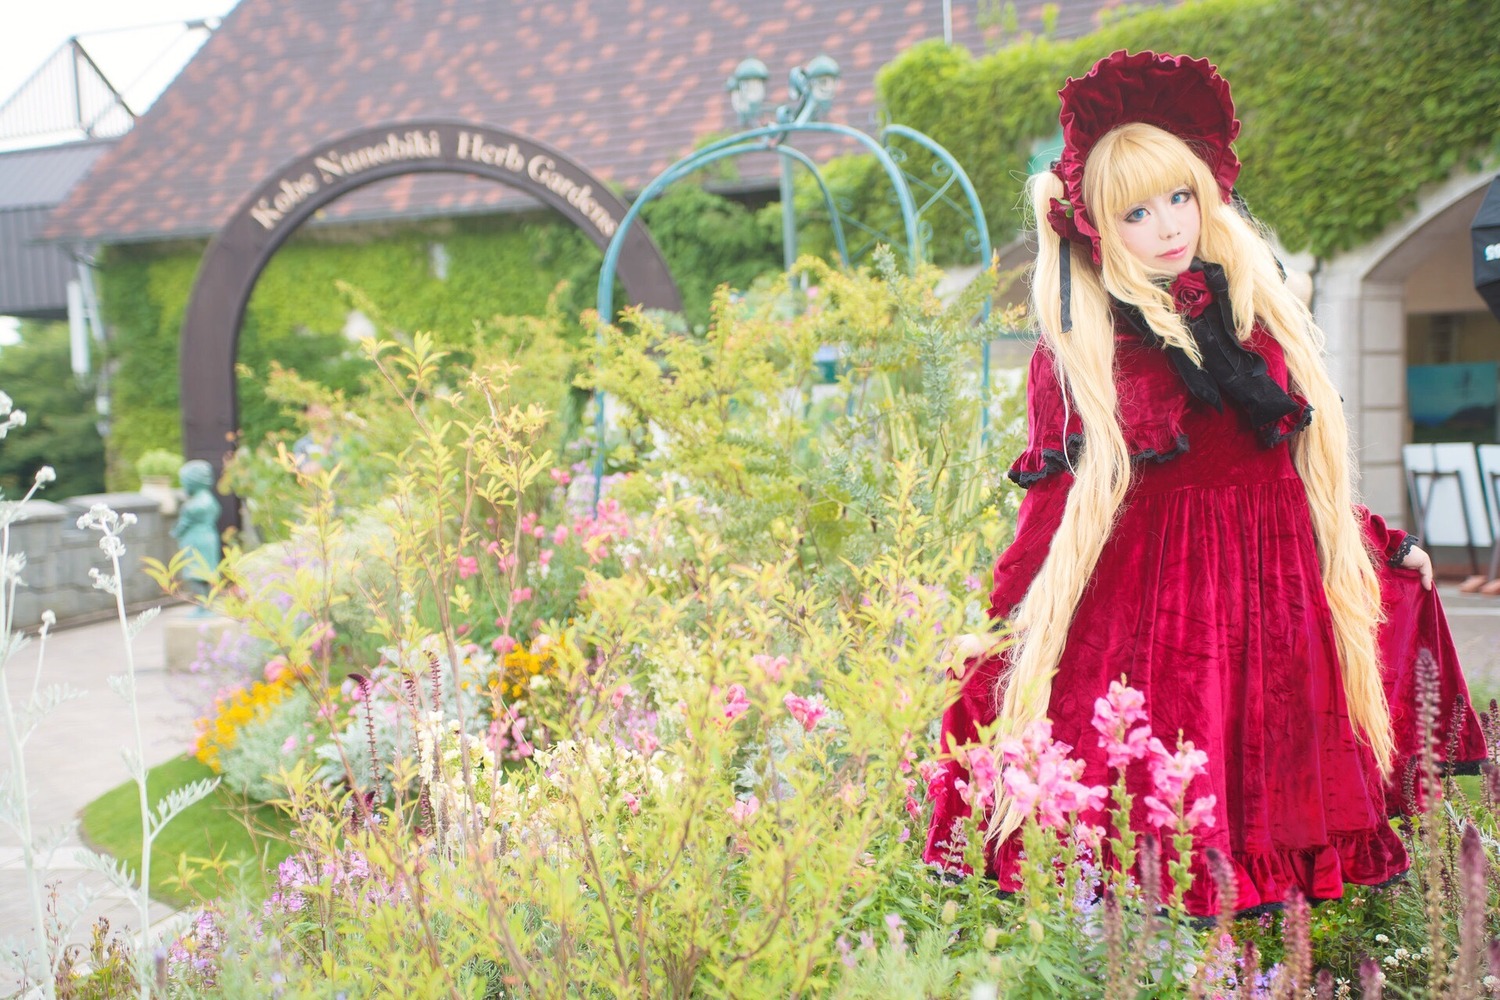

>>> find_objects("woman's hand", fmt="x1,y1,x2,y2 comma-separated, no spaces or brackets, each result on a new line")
941,632,1001,678
1399,543,1434,591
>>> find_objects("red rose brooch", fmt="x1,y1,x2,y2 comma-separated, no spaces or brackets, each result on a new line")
1169,269,1214,317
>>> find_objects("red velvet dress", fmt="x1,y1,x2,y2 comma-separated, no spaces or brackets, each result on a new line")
923,315,1488,917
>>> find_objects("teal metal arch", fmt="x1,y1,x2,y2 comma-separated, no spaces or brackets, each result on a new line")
595,118,921,323
881,123,994,423
591,112,993,504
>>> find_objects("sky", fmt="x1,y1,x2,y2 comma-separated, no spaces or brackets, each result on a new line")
0,0,239,112
0,0,241,342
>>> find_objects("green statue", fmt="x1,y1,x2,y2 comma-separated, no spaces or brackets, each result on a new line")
171,459,221,602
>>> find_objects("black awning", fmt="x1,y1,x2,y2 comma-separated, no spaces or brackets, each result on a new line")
1474,173,1500,322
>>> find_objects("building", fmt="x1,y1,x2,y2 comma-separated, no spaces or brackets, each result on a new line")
32,2,1500,536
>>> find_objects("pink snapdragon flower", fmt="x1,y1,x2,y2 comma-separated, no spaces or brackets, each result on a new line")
965,746,1000,811
997,718,1065,765
1145,736,1209,801
455,556,479,580
306,621,336,656
632,729,659,756
550,467,571,486
1091,679,1152,769
904,777,921,819
752,653,788,681
783,692,828,731
1183,793,1218,830
885,913,907,952
487,705,534,760
510,587,533,604
1143,733,1216,831
729,795,759,824
1142,795,1179,829
993,719,1107,829
721,683,751,723
489,545,517,574
571,497,630,564
1092,679,1147,729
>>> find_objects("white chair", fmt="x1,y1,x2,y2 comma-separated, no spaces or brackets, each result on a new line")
1402,442,1493,576
1474,444,1500,580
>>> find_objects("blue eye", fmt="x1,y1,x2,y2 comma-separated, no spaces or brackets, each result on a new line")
1125,207,1146,223
1171,189,1193,204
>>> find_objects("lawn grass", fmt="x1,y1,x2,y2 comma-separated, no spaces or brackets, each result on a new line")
79,755,298,909
1453,676,1496,803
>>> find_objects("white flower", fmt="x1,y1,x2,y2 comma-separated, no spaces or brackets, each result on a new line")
0,390,11,416
88,567,120,595
76,503,133,539
34,466,56,485
41,610,55,628
76,503,112,530
7,410,25,428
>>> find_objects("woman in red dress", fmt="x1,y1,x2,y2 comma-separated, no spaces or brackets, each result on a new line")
922,51,1487,917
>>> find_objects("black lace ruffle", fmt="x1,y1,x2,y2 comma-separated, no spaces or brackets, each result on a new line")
1007,433,1084,487
1133,433,1190,465
1388,533,1420,569
1007,431,1193,488
1261,404,1314,447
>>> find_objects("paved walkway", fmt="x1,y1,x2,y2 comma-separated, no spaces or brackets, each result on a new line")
0,605,203,987
1434,585,1500,702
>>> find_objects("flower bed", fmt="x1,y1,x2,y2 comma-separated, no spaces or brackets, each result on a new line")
8,258,1499,997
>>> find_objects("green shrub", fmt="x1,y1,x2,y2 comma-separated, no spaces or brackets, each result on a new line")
135,448,183,480
98,185,782,488
844,0,1500,262
0,322,106,498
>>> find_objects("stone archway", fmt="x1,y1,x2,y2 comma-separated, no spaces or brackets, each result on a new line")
179,120,682,528
1314,168,1498,528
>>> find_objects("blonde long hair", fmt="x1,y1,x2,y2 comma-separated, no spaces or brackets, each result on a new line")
991,122,1391,841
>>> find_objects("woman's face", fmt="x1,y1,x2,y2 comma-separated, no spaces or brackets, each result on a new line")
1115,186,1200,276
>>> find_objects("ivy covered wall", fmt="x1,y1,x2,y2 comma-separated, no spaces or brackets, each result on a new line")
98,184,780,485
847,0,1500,262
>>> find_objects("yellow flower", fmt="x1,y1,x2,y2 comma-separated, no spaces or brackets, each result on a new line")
492,642,555,704
192,675,296,771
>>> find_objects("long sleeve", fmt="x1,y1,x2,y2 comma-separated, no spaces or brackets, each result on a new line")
1357,504,1416,568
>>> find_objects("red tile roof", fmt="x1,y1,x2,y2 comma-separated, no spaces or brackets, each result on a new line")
45,0,1112,244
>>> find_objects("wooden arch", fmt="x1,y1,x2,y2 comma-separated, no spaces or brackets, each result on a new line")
178,120,681,528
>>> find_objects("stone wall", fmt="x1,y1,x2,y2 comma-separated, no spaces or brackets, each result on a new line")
9,493,178,630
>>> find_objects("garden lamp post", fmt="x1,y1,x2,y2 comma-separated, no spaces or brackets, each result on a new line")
772,55,842,271
801,55,842,115
725,58,769,127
